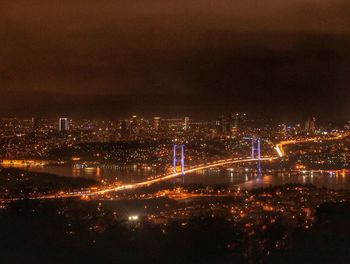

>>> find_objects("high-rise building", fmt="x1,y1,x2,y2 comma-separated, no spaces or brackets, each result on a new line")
120,120,128,137
304,120,309,131
309,117,316,133
31,117,38,132
184,117,190,131
216,115,227,134
59,118,69,132
132,115,138,126
129,115,139,135
216,113,247,135
232,113,246,129
305,117,316,134
153,117,161,131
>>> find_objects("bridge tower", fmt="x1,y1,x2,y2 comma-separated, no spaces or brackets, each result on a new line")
244,137,261,176
173,144,185,183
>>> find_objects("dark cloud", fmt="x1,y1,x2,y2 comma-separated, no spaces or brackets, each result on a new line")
1,1,350,119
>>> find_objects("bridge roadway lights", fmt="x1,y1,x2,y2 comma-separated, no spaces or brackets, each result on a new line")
173,144,185,184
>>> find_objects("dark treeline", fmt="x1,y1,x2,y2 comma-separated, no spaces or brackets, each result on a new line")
1,199,350,263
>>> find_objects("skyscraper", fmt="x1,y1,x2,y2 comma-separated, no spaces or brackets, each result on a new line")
184,117,190,131
309,117,316,133
232,113,246,129
120,120,128,137
216,115,226,134
153,117,161,131
305,117,316,134
31,117,38,132
59,118,69,132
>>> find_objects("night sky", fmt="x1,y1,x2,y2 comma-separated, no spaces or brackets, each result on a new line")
1,0,350,120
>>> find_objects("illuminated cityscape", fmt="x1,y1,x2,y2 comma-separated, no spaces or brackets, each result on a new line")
1,1,350,263
1,115,350,263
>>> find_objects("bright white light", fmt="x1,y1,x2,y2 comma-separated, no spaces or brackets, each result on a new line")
128,215,139,221
275,146,283,157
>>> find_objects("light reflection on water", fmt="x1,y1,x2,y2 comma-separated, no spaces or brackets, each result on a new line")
237,171,350,190
3,165,161,184
185,170,350,190
4,164,350,190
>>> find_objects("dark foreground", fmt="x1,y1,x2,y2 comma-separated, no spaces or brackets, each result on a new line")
1,197,350,263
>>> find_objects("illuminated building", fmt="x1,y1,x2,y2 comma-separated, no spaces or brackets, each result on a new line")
59,118,69,132
153,117,161,131
216,115,227,134
131,115,138,133
232,113,246,129
184,117,190,131
305,117,316,134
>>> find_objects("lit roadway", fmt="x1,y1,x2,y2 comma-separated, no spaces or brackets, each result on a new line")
95,132,349,197
27,132,350,200
39,156,276,199
88,157,276,196
275,132,349,158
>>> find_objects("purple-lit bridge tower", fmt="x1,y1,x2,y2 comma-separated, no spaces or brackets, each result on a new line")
244,137,261,176
173,144,185,183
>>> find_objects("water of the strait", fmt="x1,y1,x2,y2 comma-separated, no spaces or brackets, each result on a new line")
4,163,350,190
